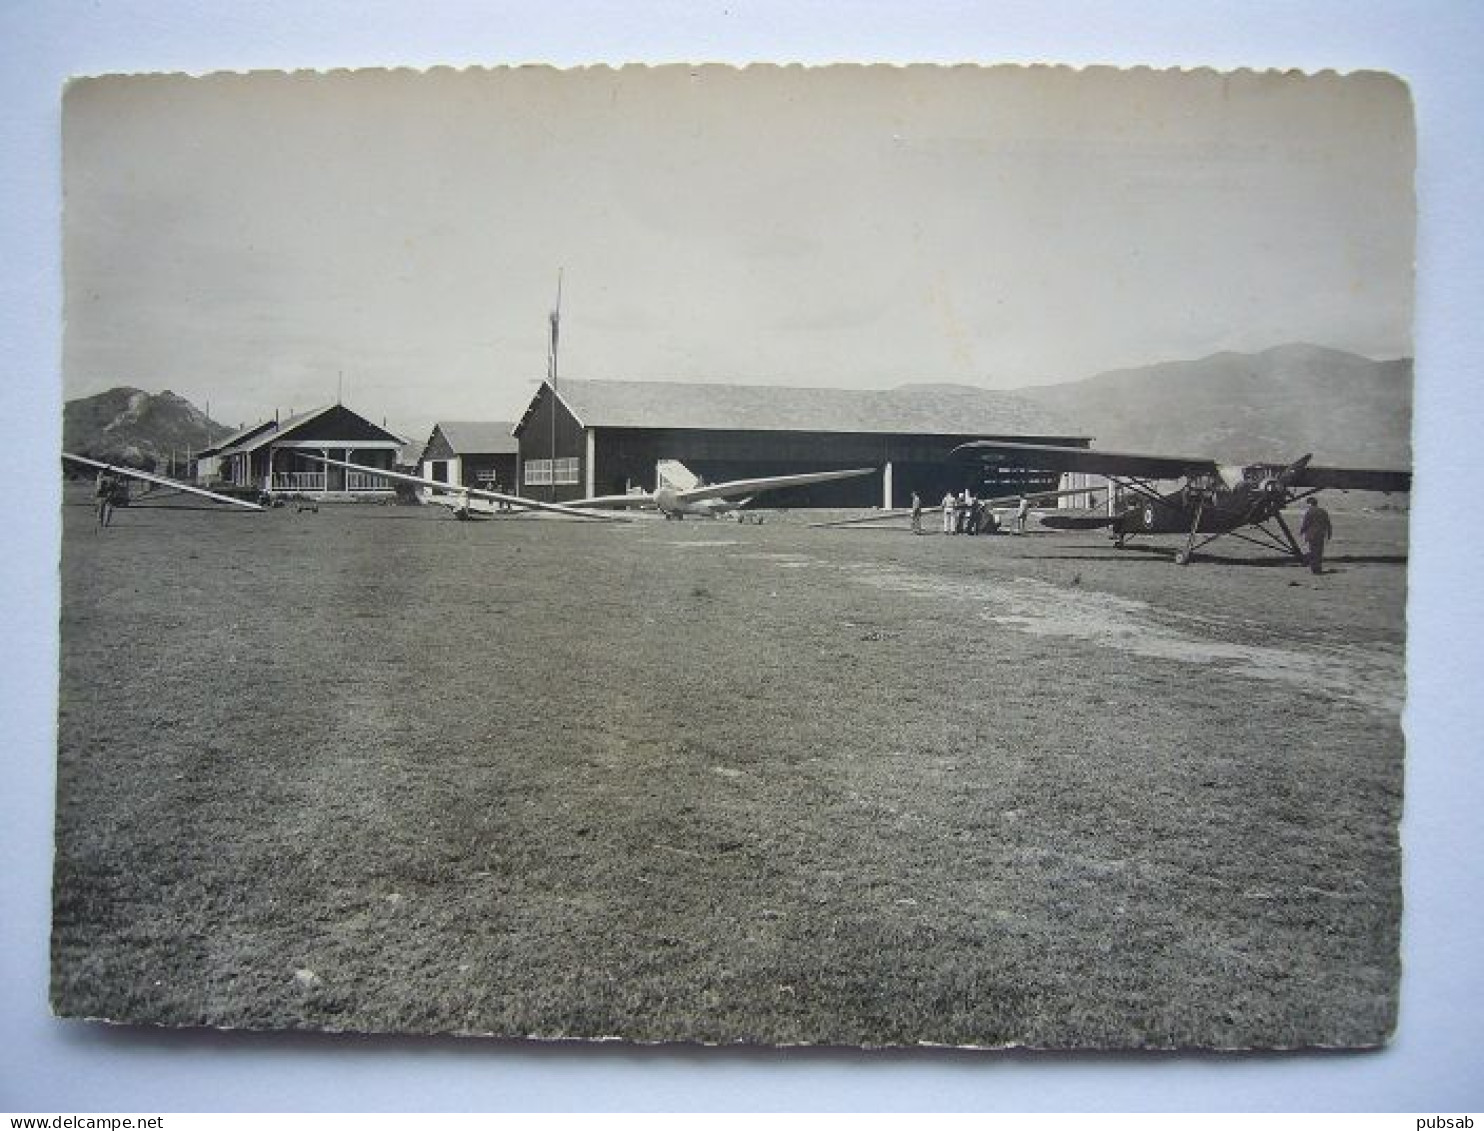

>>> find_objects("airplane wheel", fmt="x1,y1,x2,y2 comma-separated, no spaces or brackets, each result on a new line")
1174,550,1190,566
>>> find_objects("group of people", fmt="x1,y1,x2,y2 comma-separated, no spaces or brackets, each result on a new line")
907,490,1031,536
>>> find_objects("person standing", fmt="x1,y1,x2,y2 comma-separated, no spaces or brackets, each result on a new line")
1015,495,1030,535
1299,496,1333,575
910,491,923,535
94,468,119,529
942,490,955,535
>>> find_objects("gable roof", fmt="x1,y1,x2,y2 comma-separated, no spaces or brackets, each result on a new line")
425,421,519,458
522,378,1078,437
196,418,278,458
209,405,405,458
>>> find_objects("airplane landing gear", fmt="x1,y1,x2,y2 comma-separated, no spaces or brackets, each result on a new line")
1174,492,1209,566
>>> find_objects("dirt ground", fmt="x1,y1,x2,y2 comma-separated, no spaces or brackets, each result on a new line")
50,487,1408,1048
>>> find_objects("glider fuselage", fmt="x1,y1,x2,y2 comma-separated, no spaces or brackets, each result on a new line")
652,486,746,519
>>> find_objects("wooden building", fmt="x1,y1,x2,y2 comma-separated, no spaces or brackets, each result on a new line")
195,404,405,500
511,378,1090,507
418,421,519,497
193,419,277,485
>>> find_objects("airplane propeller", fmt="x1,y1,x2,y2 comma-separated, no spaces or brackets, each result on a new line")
1265,454,1314,499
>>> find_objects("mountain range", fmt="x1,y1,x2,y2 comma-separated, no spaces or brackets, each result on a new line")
64,343,1413,472
1010,343,1413,468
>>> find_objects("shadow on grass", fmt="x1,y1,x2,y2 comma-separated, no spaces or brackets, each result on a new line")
66,500,263,516
1033,547,1408,568
117,504,263,514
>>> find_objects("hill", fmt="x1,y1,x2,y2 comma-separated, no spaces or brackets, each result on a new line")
64,387,229,470
1014,344,1413,467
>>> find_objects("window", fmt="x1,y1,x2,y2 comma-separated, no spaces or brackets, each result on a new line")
525,457,579,486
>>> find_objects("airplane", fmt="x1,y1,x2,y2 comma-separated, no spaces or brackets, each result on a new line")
63,452,267,512
949,440,1411,565
302,455,633,521
567,460,878,520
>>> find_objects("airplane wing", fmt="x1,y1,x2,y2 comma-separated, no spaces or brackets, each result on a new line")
808,508,915,528
561,493,658,510
303,456,631,521
1292,465,1412,493
676,467,876,504
63,453,265,511
951,441,1219,481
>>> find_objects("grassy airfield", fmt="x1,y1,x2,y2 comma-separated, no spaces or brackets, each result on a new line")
51,488,1407,1048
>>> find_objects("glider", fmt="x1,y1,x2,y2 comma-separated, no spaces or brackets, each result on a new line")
63,453,266,511
302,455,632,521
568,461,877,519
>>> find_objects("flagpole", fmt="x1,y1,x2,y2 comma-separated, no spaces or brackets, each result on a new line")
548,268,562,503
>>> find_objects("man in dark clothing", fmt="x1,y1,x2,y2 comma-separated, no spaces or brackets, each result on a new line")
1299,496,1333,574
94,469,119,529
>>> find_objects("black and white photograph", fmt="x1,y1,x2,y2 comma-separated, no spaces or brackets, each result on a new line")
52,62,1415,1052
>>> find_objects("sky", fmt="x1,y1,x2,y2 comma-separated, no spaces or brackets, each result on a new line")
62,63,1416,439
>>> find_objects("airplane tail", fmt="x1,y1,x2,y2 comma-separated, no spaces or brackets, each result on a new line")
656,459,703,493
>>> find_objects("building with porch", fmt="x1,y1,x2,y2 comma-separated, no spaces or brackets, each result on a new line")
194,404,406,500
417,421,519,497
511,378,1089,508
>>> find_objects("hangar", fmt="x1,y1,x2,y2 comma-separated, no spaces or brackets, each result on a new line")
512,378,1089,507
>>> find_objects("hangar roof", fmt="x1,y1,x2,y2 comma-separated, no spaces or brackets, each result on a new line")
532,378,1075,437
